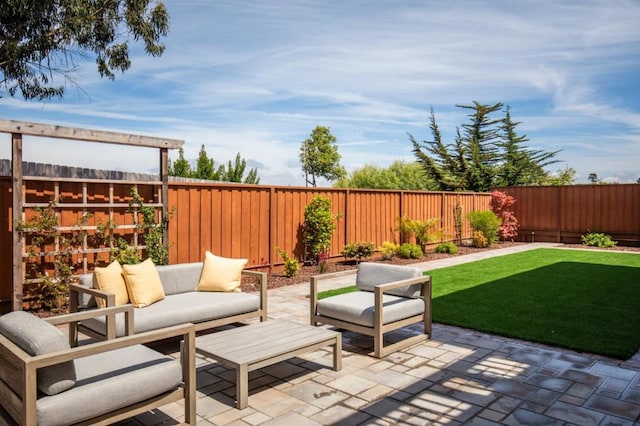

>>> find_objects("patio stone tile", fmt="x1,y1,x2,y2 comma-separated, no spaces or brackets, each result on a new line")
599,414,637,426
600,377,632,393
325,374,378,395
589,362,639,381
508,350,553,367
390,363,410,373
284,381,350,409
445,401,483,423
359,383,395,401
260,361,308,379
464,417,502,426
208,405,255,425
403,410,442,424
343,396,368,410
558,394,585,405
557,353,596,369
402,354,428,368
362,397,422,423
242,412,272,425
488,395,524,413
584,394,640,420
523,373,572,392
478,408,507,422
259,412,321,426
596,388,623,398
527,389,561,406
310,404,371,425
520,401,547,414
366,367,421,389
566,382,596,399
490,378,538,399
466,336,503,351
196,393,238,419
559,368,604,386
503,409,564,425
405,363,450,382
621,387,640,404
246,388,306,416
410,390,461,414
546,400,605,426
406,345,447,359
537,358,572,376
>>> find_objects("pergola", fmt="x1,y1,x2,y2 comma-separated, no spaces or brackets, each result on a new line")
0,119,183,311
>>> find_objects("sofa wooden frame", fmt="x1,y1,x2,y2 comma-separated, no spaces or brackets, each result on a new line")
0,305,196,425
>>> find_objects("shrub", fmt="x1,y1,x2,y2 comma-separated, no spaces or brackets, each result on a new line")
341,241,375,264
303,196,337,263
467,210,501,246
490,190,519,241
378,241,399,260
276,247,300,278
435,241,458,254
397,243,423,259
581,232,617,248
472,231,489,248
411,218,440,251
394,216,414,244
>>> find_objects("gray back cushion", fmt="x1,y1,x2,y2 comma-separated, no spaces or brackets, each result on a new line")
356,262,424,298
156,262,203,295
0,311,76,395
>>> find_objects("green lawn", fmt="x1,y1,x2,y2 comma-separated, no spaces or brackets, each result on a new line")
319,248,640,359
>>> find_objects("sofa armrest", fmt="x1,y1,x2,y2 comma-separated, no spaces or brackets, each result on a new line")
242,270,268,321
69,283,116,311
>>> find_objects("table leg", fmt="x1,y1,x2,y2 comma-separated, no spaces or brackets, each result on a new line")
236,364,249,409
333,336,342,371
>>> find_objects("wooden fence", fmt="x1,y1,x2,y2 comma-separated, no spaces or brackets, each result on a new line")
0,177,489,313
497,184,640,245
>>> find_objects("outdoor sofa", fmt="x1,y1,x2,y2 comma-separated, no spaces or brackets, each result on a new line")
69,252,267,345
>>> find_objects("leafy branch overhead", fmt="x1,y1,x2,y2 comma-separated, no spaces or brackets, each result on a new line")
0,0,169,100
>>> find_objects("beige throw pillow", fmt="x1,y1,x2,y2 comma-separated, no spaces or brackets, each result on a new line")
197,251,247,292
122,258,165,308
93,260,128,308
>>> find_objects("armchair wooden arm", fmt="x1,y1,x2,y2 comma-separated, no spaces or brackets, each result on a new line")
242,270,268,321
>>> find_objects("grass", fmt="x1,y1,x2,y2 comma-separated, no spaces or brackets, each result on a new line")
318,248,640,359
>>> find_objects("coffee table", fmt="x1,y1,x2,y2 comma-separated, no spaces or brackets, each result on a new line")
195,319,341,409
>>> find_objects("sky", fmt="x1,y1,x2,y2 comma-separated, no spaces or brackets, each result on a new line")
1,0,639,185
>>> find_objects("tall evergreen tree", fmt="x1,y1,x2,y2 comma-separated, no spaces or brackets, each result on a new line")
219,153,260,184
194,145,218,180
411,102,560,191
168,148,192,177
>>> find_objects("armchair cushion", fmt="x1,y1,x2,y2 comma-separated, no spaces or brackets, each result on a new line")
93,260,128,307
0,311,76,396
36,345,182,426
197,251,247,292
122,258,166,308
316,292,425,327
356,262,423,298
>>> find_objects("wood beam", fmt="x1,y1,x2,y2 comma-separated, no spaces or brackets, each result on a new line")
12,133,23,311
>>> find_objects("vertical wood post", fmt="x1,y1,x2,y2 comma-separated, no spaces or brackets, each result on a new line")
556,186,562,243
12,132,23,311
269,186,276,273
160,148,169,246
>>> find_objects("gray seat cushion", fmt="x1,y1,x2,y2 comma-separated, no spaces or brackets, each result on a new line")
81,291,261,336
356,263,424,298
317,291,425,327
36,344,182,426
0,311,76,395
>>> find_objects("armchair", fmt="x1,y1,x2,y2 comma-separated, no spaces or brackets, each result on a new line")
0,305,196,425
310,262,432,358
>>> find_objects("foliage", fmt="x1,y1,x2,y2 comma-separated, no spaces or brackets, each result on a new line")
467,210,501,246
410,103,560,191
472,231,489,248
16,199,87,311
397,243,423,259
276,247,300,278
435,242,458,254
303,196,337,263
378,241,399,260
581,232,617,248
170,146,260,183
588,173,600,184
333,160,436,190
169,148,192,177
129,188,173,264
341,241,375,264
537,166,576,186
490,190,519,241
394,216,414,244
453,199,463,245
410,218,440,251
0,0,169,100
300,126,346,187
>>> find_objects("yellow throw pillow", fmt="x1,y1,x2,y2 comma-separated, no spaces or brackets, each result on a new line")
122,258,165,308
93,260,128,308
197,251,247,292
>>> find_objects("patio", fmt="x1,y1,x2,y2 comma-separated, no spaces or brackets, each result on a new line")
130,243,640,425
